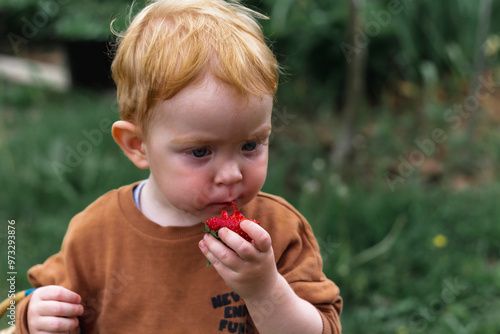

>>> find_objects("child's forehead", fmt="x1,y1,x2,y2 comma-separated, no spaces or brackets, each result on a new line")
160,73,270,112
147,75,273,133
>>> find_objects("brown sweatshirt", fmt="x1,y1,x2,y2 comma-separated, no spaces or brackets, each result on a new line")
16,183,342,333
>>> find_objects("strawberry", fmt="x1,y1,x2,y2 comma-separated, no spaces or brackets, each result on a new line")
204,202,260,266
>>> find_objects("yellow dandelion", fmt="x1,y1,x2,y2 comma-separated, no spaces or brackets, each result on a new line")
397,325,409,334
432,234,447,248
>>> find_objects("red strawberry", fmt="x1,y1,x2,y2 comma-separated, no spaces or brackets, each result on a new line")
204,202,260,266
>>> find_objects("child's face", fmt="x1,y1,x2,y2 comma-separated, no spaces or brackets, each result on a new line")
143,75,273,222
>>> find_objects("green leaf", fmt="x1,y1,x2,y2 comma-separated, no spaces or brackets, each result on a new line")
210,230,219,239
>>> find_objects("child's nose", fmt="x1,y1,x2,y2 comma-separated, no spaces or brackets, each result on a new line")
214,161,243,185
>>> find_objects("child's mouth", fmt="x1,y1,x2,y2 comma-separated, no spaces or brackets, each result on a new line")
213,201,233,207
211,200,237,208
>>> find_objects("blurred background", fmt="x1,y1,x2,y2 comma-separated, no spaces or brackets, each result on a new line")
2,0,500,332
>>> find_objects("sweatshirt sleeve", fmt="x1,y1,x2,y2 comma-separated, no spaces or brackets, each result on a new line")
15,294,31,333
14,250,81,334
244,194,343,334
278,213,342,334
15,212,94,334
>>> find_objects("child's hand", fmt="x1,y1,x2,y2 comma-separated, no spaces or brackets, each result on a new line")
202,220,325,333
199,220,279,301
27,285,83,334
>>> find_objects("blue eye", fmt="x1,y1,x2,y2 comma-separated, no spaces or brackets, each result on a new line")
190,148,210,158
242,142,258,151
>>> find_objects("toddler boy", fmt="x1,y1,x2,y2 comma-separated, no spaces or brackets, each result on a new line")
16,0,342,333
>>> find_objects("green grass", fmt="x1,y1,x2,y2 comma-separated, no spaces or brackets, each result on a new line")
1,82,500,332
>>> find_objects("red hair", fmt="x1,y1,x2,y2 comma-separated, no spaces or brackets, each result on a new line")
111,0,279,136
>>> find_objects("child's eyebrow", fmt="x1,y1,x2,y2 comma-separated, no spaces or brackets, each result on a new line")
249,125,272,140
170,136,216,146
170,125,272,146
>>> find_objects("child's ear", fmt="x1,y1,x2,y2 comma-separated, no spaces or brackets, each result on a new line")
112,121,149,169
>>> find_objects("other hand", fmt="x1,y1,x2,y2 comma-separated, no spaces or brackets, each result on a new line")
27,285,83,334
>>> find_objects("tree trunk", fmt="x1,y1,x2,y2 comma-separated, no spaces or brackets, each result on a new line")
465,0,492,139
331,0,367,171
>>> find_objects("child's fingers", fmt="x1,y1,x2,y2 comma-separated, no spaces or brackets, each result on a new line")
217,227,258,261
198,238,218,265
200,233,240,268
37,300,84,317
239,220,272,253
35,316,80,333
37,285,82,304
